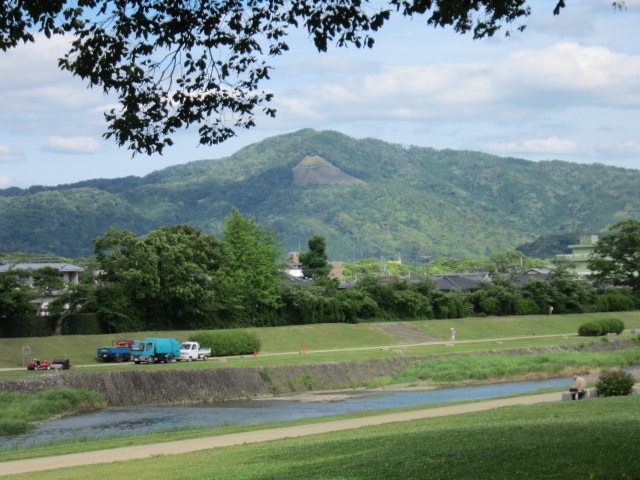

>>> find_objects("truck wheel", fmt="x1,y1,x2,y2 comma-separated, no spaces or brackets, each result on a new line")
135,361,140,365
148,356,155,365
165,355,173,364
187,357,192,362
202,356,208,361
115,354,123,363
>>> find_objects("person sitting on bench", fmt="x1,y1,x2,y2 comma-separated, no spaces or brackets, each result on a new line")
569,375,586,400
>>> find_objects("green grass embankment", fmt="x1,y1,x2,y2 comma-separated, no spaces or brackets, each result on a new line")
413,311,640,340
0,312,638,374
0,389,563,463
7,395,640,479
0,389,106,436
367,347,640,388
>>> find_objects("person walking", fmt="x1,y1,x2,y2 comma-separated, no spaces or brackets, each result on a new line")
450,327,456,345
548,305,554,315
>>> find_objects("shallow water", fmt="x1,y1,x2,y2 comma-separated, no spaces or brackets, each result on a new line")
1,376,576,449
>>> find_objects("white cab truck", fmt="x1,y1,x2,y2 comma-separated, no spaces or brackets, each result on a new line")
179,342,211,361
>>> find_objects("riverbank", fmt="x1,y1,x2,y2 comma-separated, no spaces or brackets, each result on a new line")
2,393,639,478
0,389,105,436
2,312,638,369
0,339,637,406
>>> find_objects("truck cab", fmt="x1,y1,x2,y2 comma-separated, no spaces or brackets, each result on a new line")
179,342,211,361
131,338,180,364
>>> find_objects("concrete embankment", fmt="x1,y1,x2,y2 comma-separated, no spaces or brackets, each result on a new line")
0,339,636,406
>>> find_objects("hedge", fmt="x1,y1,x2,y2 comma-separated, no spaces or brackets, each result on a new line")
188,330,261,356
62,314,102,335
514,299,540,315
578,317,625,336
0,316,52,338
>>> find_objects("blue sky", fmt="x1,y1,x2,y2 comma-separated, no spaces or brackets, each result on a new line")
0,0,639,188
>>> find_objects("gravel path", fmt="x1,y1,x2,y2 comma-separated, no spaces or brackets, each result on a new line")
0,392,560,476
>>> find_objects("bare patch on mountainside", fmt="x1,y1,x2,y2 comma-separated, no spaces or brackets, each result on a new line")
292,156,365,186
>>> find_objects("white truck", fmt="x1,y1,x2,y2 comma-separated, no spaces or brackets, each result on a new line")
178,342,211,361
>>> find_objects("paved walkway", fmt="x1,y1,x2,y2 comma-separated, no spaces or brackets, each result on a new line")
0,392,560,476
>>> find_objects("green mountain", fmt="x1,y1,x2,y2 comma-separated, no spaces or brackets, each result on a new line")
1,129,639,261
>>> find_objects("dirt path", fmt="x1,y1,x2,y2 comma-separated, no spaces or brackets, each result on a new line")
0,392,560,476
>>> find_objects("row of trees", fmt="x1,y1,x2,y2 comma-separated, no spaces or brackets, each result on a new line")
2,217,640,336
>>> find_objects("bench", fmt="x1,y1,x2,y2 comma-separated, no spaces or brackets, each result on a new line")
561,388,598,401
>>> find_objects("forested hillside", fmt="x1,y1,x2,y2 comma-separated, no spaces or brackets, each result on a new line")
1,129,639,260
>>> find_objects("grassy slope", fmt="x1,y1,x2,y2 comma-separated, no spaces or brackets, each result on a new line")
7,396,640,480
0,390,563,463
1,312,638,374
0,389,105,436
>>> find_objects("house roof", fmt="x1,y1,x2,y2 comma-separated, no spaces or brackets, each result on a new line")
432,275,485,291
508,273,551,287
5,262,84,272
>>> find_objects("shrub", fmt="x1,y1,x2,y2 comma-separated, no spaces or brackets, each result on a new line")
479,297,501,316
595,370,636,397
604,294,635,312
188,330,261,356
594,295,610,313
514,298,540,315
578,318,625,336
62,313,103,335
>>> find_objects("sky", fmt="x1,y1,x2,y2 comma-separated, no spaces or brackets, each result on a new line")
0,0,639,188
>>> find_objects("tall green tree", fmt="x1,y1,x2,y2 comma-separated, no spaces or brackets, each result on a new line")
300,234,332,279
94,224,224,330
0,272,36,336
589,219,640,292
220,207,283,319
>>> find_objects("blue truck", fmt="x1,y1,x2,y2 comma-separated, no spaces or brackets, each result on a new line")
130,338,181,364
97,340,142,363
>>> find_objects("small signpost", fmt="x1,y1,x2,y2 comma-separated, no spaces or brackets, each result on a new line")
21,346,31,367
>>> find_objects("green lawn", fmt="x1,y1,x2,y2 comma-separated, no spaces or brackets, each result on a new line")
1,312,638,373
7,395,640,480
413,311,640,341
0,331,637,383
0,388,565,463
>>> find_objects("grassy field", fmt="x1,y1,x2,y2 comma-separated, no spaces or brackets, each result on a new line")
1,332,637,383
2,312,639,370
0,389,105,436
367,347,640,387
0,388,567,463
5,395,639,479
0,332,637,383
413,311,640,340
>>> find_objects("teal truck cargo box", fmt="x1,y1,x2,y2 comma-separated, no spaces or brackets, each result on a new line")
131,338,181,364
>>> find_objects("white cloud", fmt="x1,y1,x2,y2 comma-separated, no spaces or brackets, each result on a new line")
45,136,102,154
595,141,640,156
486,136,579,154
0,144,25,162
274,43,640,124
0,175,15,188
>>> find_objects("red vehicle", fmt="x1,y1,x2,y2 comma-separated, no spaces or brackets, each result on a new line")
27,359,51,370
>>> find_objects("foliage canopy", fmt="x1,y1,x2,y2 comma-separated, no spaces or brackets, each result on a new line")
0,0,565,153
589,219,640,292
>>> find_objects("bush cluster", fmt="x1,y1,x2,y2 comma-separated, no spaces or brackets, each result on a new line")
188,330,262,356
578,318,625,336
595,370,636,397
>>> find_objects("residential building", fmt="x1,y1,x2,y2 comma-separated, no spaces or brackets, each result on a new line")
555,234,598,276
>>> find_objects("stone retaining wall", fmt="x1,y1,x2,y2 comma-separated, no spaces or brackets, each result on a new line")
0,339,636,406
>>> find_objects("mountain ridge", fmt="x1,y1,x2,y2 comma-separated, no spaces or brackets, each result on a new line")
1,129,639,260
